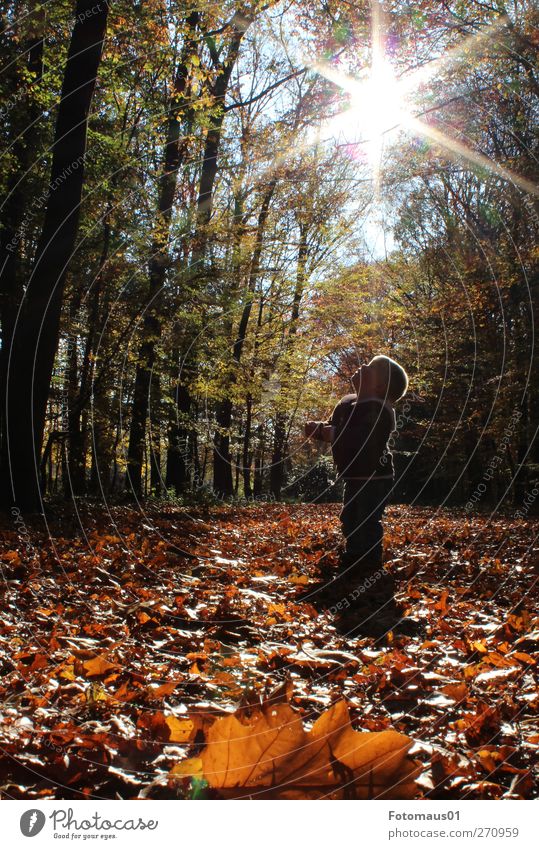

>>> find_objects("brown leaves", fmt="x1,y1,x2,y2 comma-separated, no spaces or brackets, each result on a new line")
175,699,419,799
165,716,195,743
456,703,502,747
1,503,538,800
136,712,197,744
82,656,118,678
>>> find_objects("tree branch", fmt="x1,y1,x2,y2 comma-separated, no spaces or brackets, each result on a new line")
225,67,307,111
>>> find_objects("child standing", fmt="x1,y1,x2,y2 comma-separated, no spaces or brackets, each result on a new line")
305,355,418,637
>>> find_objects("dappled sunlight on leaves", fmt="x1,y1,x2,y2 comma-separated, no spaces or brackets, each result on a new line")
0,503,537,799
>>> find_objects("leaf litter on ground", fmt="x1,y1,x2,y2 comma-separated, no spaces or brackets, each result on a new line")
0,502,537,799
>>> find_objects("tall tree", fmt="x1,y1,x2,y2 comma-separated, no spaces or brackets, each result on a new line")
127,6,259,497
213,176,277,494
126,10,200,497
0,0,110,510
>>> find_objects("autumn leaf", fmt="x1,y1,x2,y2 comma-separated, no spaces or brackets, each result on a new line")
86,682,107,705
441,682,468,702
151,681,179,698
177,699,419,799
82,656,118,677
137,711,197,744
165,716,195,743
316,704,419,799
2,549,22,564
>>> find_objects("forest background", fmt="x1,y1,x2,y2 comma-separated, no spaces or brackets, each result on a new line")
1,0,538,513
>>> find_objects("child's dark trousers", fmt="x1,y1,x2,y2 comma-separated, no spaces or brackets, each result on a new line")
339,477,393,577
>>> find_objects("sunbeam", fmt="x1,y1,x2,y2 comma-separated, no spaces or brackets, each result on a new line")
309,5,539,197
405,114,539,198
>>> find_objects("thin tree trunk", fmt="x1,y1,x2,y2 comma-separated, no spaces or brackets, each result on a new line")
242,393,253,498
68,209,112,492
248,288,269,499
253,423,265,498
270,228,308,499
166,362,192,493
65,315,87,496
270,414,287,500
126,12,199,497
212,189,245,496
234,448,241,495
150,374,162,495
90,388,114,495
213,178,276,494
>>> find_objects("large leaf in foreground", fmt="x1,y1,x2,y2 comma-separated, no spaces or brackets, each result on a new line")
174,700,419,799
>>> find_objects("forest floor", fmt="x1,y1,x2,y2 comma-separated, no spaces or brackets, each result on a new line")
0,502,538,800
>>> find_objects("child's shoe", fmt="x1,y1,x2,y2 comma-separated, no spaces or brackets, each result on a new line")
335,598,423,638
333,566,423,638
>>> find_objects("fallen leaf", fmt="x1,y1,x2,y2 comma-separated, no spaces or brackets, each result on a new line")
441,682,468,702
152,681,179,698
182,699,418,799
166,716,195,743
82,656,118,677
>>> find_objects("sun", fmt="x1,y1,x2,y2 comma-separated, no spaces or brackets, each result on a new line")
309,14,538,199
310,0,407,178
348,59,404,171
310,54,407,179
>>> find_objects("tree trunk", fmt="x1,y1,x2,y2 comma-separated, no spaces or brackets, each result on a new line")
0,5,45,442
65,319,87,497
242,393,253,498
270,413,287,500
126,12,199,497
212,178,276,495
67,208,112,495
270,229,308,500
166,372,192,494
234,448,241,495
90,389,115,496
0,0,109,511
212,190,245,497
253,423,265,498
190,15,254,496
129,11,253,497
149,374,162,495
213,396,235,496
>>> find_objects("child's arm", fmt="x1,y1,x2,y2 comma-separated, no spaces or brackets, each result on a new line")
305,421,333,442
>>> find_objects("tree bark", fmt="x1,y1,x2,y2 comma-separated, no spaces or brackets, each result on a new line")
242,393,253,498
166,374,192,493
0,3,45,393
253,422,265,498
213,178,276,495
149,374,162,495
126,12,199,497
0,0,109,510
270,228,308,499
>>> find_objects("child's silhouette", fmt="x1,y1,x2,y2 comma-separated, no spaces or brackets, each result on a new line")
306,355,420,637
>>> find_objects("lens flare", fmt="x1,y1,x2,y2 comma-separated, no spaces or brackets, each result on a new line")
309,8,539,198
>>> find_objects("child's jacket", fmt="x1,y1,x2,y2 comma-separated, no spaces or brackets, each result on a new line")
327,394,396,480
